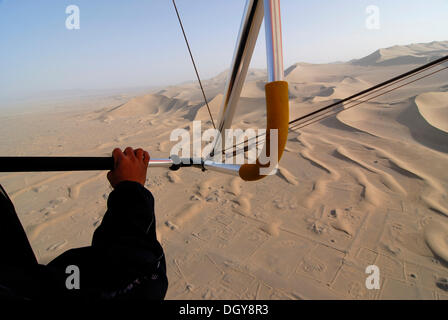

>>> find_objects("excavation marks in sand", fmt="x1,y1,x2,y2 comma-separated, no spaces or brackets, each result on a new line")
329,209,355,237
194,179,231,204
68,172,104,199
21,172,107,251
272,193,298,211
166,171,180,184
164,203,203,231
296,244,346,285
46,240,68,252
163,176,256,236
9,172,72,200
319,205,362,238
26,209,79,241
163,177,239,234
196,179,216,199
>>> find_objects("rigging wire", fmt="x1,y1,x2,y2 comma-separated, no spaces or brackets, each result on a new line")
172,1,448,161
289,55,448,127
225,67,447,157
172,0,216,129
221,56,448,156
290,65,448,131
170,0,448,159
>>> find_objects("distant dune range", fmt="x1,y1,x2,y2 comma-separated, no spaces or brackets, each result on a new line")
1,41,448,300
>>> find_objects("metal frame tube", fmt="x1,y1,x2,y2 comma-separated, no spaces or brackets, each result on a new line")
203,0,287,179
214,0,264,139
0,157,174,172
203,161,241,176
264,0,284,82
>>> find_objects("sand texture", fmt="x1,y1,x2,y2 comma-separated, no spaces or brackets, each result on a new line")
1,41,448,300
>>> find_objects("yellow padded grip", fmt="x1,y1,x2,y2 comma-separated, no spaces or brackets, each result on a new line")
239,81,289,181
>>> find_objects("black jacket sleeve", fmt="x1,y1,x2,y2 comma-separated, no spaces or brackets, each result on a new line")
47,181,168,300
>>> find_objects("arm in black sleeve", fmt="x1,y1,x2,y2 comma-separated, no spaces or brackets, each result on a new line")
93,180,159,248
92,181,168,299
47,181,168,300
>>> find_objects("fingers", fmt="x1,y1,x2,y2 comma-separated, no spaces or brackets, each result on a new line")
124,147,135,159
114,147,148,164
143,151,150,165
134,148,144,160
112,148,125,166
136,148,150,166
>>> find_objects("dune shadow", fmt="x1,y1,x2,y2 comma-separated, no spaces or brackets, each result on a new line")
396,98,448,153
319,114,377,137
183,102,206,122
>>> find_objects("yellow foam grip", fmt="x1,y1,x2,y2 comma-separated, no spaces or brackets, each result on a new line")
239,81,289,181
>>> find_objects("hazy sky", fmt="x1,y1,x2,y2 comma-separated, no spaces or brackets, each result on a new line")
1,0,447,101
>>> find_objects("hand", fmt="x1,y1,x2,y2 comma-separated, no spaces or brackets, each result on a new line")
107,147,150,188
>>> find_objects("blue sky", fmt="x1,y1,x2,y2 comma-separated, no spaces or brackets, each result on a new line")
0,0,447,101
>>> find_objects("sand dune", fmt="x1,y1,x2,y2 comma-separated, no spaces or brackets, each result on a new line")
1,41,448,299
193,94,222,122
416,92,448,133
103,93,191,120
352,41,448,66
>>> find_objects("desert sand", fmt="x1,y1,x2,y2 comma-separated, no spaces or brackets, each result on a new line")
1,41,448,299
